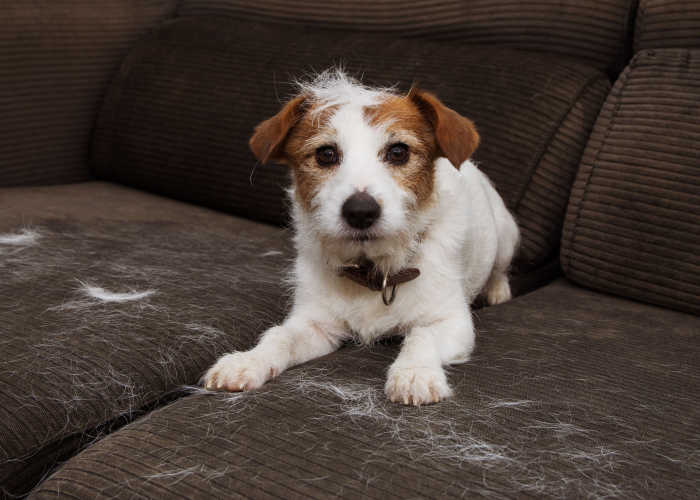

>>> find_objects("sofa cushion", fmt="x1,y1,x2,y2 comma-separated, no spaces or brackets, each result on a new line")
0,1,177,187
92,17,611,272
29,279,700,498
634,0,700,52
561,49,700,315
179,0,634,73
0,182,292,495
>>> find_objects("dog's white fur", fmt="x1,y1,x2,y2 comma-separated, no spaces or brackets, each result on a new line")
203,71,519,405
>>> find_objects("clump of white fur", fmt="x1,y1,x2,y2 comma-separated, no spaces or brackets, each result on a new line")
295,68,395,119
79,282,156,303
0,228,40,246
49,281,158,311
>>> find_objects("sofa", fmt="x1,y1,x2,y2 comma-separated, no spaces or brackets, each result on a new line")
1,0,698,497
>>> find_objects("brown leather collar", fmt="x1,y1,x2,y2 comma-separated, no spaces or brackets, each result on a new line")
338,258,420,305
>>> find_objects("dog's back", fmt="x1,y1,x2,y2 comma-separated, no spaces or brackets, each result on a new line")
431,158,519,304
474,165,520,304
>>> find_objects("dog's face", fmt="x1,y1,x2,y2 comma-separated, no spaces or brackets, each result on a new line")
249,74,479,270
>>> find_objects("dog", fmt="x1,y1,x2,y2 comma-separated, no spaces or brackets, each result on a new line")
202,70,519,405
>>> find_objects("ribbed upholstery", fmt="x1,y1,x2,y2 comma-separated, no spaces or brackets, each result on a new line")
516,79,612,269
635,0,700,52
30,280,700,499
93,18,610,271
178,0,634,72
562,49,700,315
0,1,176,187
0,182,292,496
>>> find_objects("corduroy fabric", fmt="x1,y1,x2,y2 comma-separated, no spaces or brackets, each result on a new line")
0,180,551,495
0,182,292,496
178,0,634,73
634,0,700,52
0,1,177,187
562,49,700,315
92,17,610,272
515,78,612,269
30,279,700,499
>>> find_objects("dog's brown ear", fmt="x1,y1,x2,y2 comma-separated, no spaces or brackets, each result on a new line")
249,95,306,164
409,89,479,169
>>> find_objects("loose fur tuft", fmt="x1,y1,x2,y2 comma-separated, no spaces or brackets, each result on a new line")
79,282,156,303
0,228,40,246
294,68,396,119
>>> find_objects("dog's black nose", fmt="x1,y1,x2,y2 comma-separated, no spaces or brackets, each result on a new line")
342,192,381,230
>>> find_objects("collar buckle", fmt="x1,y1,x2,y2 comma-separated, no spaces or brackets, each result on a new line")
381,272,397,306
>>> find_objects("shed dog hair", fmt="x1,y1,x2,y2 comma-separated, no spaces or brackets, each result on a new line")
203,70,519,405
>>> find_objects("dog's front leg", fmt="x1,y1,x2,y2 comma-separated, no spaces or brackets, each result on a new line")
385,311,475,405
202,313,347,391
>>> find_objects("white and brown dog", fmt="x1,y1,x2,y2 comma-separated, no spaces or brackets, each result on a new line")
203,70,519,405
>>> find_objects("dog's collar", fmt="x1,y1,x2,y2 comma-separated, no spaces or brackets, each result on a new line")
338,259,420,306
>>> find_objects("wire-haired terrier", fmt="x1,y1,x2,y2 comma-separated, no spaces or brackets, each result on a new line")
203,70,519,405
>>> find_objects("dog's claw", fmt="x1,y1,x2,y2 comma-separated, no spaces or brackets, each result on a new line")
202,351,278,393
385,365,453,406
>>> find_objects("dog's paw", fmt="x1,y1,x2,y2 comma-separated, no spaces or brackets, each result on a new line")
385,365,453,406
201,351,279,392
485,273,512,306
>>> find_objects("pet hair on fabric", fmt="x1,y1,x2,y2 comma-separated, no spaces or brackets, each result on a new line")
0,228,40,246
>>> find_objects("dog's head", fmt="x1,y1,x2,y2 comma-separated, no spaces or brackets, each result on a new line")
249,70,479,271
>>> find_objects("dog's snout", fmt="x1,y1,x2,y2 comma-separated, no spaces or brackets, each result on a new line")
342,192,381,230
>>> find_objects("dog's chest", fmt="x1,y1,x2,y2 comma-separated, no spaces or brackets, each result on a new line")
330,278,434,343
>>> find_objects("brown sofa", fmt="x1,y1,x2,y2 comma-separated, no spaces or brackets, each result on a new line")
1,1,698,498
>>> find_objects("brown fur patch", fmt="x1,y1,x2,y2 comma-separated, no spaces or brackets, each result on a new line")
408,89,480,169
283,105,339,210
364,96,438,206
249,95,306,164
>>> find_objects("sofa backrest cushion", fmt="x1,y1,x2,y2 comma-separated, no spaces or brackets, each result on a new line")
0,0,176,187
634,0,700,52
92,17,611,272
562,49,700,315
178,0,634,74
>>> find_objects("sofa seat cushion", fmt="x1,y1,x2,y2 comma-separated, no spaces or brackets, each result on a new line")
30,279,700,498
0,182,292,495
92,17,611,272
562,49,700,315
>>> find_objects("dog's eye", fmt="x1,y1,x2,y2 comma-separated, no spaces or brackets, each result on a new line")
315,146,339,167
386,143,409,165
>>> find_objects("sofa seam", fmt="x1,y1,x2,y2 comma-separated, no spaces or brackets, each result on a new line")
2,386,194,484
563,54,638,275
634,0,648,54
89,52,129,180
89,22,174,181
513,70,609,216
